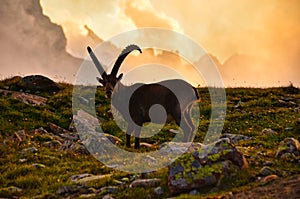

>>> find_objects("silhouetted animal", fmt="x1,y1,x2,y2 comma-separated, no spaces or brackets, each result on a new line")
87,45,199,149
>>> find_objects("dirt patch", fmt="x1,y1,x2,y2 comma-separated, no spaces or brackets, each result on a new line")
231,175,300,199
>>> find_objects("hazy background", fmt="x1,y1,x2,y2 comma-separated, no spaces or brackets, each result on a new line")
0,0,299,87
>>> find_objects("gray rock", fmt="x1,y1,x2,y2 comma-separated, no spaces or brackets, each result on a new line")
70,174,92,182
0,186,23,197
57,185,79,195
32,163,46,169
262,128,277,135
102,194,115,199
42,140,62,148
20,147,38,154
189,189,198,195
259,166,276,176
168,138,248,194
19,158,27,163
70,173,112,184
154,186,164,195
276,137,300,158
79,193,96,198
130,178,161,188
220,133,251,144
100,186,118,194
59,140,89,155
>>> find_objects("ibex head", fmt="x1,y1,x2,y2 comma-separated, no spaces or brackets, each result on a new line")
87,45,142,98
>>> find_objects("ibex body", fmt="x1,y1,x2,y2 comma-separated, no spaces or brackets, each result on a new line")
87,45,199,149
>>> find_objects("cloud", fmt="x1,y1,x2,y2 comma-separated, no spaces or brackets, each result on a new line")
121,0,182,33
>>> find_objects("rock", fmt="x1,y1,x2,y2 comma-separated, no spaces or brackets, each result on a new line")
79,193,96,198
59,140,89,155
259,166,276,176
69,119,77,132
57,185,80,195
154,186,164,195
120,177,130,182
20,147,38,154
168,138,248,194
0,89,47,106
276,137,300,158
263,161,273,166
48,122,79,141
260,174,278,185
220,133,251,144
70,174,93,182
102,194,115,199
159,142,203,155
234,101,244,109
42,140,62,148
70,173,112,184
0,186,23,198
262,128,277,135
100,186,118,194
189,189,198,195
104,133,122,145
32,163,46,169
17,75,61,95
285,127,293,131
19,158,27,163
130,178,161,188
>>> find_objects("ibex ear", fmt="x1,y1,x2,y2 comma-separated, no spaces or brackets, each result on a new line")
117,73,123,81
96,77,104,85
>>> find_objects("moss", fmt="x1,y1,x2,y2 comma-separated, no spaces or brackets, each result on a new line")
208,153,221,162
193,163,223,180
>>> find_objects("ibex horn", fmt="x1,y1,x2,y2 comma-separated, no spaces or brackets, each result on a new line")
87,46,107,76
111,44,142,77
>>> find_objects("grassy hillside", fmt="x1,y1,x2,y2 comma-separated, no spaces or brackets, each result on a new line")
0,78,299,198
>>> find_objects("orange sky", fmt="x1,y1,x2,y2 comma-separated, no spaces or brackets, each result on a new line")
39,0,300,87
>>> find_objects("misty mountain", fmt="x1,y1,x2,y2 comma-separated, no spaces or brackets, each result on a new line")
0,0,82,82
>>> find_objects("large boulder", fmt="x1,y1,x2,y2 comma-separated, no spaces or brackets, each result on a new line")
16,75,61,94
168,138,248,194
275,137,300,158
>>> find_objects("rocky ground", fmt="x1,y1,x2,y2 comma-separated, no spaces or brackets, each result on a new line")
0,75,300,198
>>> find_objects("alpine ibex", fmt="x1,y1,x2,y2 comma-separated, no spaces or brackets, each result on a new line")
87,45,199,149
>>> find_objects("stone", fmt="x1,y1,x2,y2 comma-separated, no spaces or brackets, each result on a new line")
259,166,276,176
59,140,89,155
130,178,161,188
168,138,248,194
48,122,79,141
220,133,251,144
262,128,277,135
154,186,164,195
100,186,118,194
0,89,47,106
70,173,112,184
102,194,115,199
0,186,23,198
17,75,61,95
189,189,198,195
57,185,80,195
276,137,300,158
32,163,46,169
19,158,27,163
260,174,278,185
20,147,38,154
79,193,96,198
42,140,62,148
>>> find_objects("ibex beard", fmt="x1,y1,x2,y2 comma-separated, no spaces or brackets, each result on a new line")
87,44,199,149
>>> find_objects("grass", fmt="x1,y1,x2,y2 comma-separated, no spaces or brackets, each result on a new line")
0,77,300,198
